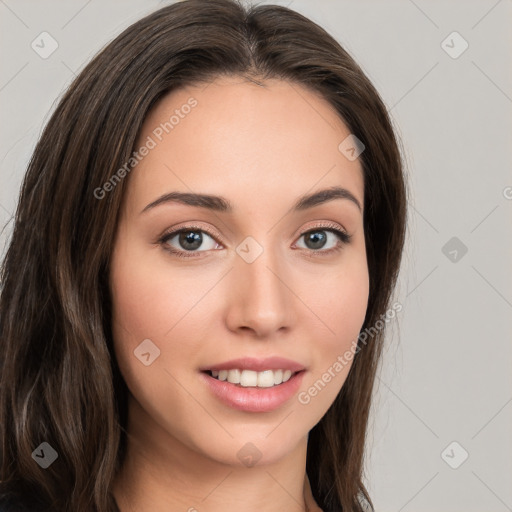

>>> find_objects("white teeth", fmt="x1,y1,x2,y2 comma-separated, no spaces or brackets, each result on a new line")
227,369,241,384
209,368,297,387
240,370,258,387
257,370,275,388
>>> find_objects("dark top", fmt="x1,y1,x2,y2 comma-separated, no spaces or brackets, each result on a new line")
0,496,31,511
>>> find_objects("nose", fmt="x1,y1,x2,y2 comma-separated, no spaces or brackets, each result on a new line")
224,240,296,339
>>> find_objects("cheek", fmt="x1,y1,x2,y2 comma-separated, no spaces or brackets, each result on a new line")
110,261,174,340
318,270,368,337
109,241,229,401
307,245,369,344
110,228,199,339
108,244,210,442
296,251,369,414
109,238,171,376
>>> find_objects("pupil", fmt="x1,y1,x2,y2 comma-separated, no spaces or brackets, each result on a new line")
180,231,202,250
307,231,326,249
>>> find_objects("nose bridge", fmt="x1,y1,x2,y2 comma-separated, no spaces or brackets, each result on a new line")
226,234,294,335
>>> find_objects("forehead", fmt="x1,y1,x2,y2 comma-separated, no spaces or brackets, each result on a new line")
126,77,364,214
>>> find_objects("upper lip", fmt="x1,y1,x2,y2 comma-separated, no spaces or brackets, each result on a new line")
200,357,306,373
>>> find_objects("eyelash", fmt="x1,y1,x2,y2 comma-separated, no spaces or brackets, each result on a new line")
157,222,352,259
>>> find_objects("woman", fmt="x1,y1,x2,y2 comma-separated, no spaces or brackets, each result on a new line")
0,0,407,510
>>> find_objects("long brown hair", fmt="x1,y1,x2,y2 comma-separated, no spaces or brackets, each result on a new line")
0,1,407,510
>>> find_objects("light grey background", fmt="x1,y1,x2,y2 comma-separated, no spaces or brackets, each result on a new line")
1,1,511,511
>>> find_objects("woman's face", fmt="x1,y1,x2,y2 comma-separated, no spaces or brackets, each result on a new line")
109,76,369,467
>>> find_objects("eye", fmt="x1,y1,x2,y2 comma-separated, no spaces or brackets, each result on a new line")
294,224,351,257
158,222,351,259
159,225,221,258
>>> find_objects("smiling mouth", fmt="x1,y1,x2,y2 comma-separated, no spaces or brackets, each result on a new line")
203,369,302,388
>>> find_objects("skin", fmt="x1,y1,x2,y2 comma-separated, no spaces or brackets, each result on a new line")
110,76,369,512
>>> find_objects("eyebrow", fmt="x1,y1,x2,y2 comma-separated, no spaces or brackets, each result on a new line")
140,185,362,215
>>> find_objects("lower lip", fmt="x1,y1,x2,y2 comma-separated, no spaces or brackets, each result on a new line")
200,371,305,412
